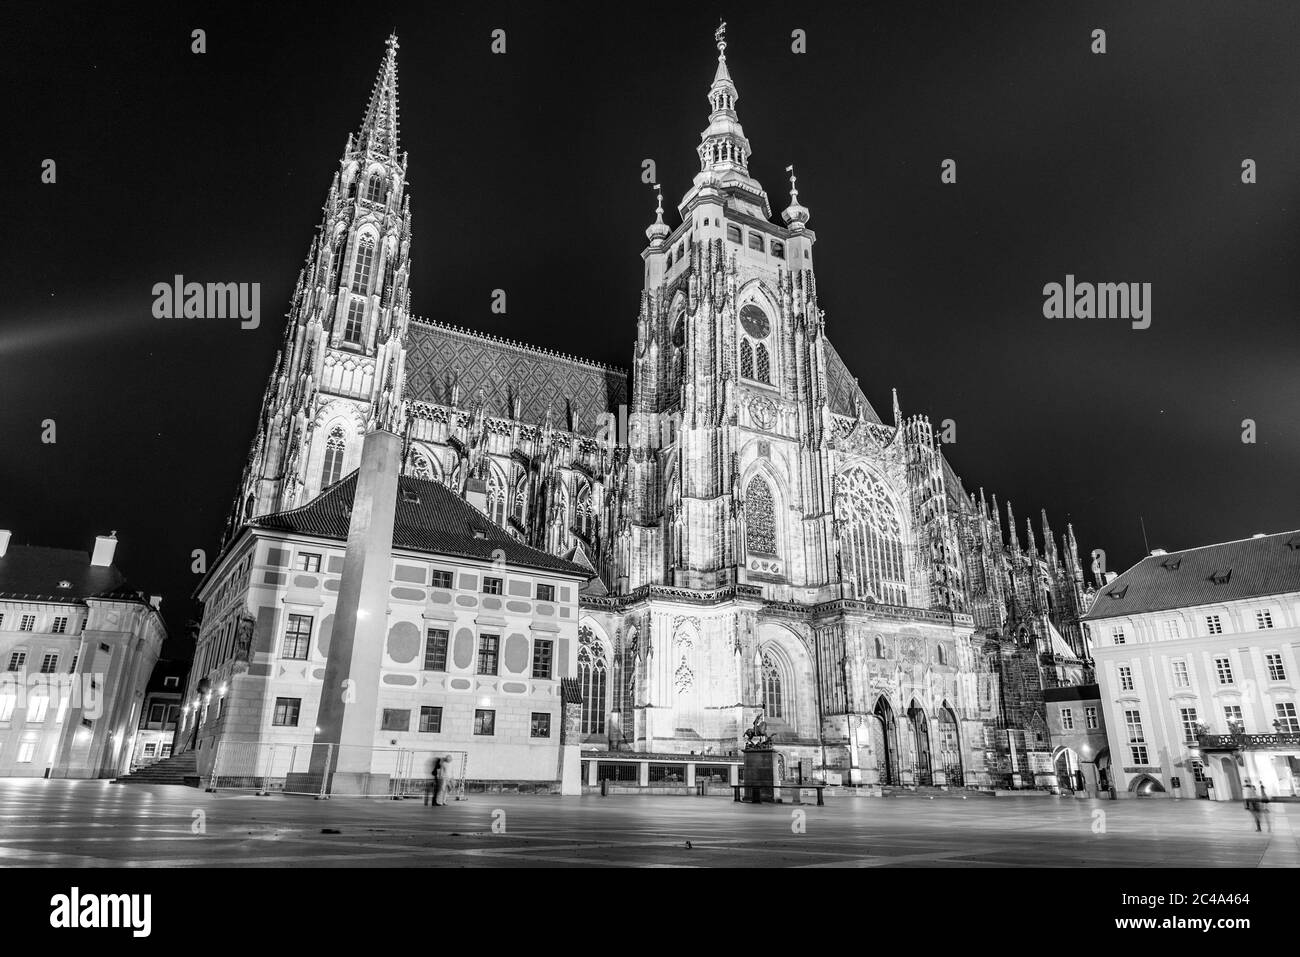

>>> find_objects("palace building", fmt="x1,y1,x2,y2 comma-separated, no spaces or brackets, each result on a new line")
188,30,1104,791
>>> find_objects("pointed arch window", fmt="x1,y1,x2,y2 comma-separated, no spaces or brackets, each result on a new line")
511,479,528,525
578,625,607,735
761,653,785,719
351,235,376,293
486,469,507,526
410,453,433,481
343,297,365,344
575,483,593,538
745,478,777,555
364,174,387,204
836,467,908,606
321,427,347,489
738,304,773,385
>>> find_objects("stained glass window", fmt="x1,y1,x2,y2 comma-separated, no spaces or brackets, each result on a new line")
761,653,784,719
755,343,770,383
745,478,777,555
836,466,908,606
578,626,607,735
740,338,754,379
321,427,346,488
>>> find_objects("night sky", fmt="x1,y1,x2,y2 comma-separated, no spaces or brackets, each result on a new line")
3,1,1298,659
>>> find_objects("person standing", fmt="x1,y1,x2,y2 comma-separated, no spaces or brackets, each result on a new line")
435,755,451,806
1244,781,1263,831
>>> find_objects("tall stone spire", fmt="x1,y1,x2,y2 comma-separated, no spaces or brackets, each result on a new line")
225,35,413,539
355,34,401,157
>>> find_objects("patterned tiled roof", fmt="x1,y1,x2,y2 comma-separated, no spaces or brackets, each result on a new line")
0,545,143,603
1082,530,1300,620
250,473,591,578
824,340,882,422
404,319,629,436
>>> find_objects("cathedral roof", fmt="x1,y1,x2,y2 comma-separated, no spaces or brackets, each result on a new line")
823,341,882,422
0,545,146,604
1082,530,1300,620
404,319,629,436
249,472,591,578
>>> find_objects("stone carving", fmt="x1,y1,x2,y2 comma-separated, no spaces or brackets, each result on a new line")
743,712,773,750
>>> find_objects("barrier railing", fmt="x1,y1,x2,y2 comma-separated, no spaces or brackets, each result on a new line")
204,741,468,799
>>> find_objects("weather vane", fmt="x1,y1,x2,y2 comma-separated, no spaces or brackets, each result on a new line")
715,20,727,53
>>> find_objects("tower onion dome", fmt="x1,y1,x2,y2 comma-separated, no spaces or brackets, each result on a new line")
781,166,810,231
646,185,670,246
356,34,401,157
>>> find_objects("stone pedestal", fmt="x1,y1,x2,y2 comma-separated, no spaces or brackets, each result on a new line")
743,748,779,803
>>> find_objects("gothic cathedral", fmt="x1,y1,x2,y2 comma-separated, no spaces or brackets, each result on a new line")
229,32,1098,787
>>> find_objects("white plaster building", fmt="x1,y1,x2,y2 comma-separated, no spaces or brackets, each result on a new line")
1083,530,1300,800
0,529,167,778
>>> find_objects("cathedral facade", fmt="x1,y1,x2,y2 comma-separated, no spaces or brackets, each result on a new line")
224,32,1096,788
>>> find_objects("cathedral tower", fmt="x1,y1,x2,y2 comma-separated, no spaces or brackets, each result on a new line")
226,35,412,538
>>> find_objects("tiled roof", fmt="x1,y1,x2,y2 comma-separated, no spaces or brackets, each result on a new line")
824,341,882,422
250,473,591,577
404,319,629,436
0,545,139,603
1082,530,1300,621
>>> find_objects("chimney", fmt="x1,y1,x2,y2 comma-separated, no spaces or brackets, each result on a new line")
91,531,118,567
464,477,488,514
0,530,10,558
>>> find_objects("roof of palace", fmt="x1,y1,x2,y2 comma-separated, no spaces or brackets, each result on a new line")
404,318,629,436
1082,530,1300,620
250,472,592,577
0,544,147,604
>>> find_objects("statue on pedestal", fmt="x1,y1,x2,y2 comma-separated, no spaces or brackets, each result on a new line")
744,711,773,750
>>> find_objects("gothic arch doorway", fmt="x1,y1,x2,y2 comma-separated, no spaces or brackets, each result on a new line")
937,705,963,786
872,697,898,786
908,701,932,786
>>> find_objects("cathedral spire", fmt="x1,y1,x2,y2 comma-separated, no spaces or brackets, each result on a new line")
645,183,670,247
781,164,811,231
356,34,401,157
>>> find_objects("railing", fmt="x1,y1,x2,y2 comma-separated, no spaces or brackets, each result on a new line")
1198,732,1300,751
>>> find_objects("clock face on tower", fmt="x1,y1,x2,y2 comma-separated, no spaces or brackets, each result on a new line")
739,304,771,340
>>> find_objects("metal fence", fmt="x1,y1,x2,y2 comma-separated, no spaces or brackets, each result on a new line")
204,741,468,799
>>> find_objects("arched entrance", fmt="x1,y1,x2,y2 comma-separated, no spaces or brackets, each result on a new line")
908,701,932,786
937,705,963,786
871,697,898,786
1129,774,1167,797
1054,747,1083,793
1095,747,1112,795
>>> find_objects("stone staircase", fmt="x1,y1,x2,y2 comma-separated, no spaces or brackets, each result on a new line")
114,750,199,787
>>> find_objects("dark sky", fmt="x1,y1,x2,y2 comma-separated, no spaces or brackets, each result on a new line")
3,0,1298,659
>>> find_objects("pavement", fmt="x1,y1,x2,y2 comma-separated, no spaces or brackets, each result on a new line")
0,779,1295,867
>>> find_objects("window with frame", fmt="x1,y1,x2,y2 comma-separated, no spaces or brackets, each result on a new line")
578,624,607,735
771,240,785,259
1172,660,1190,688
1179,707,1199,744
1118,665,1134,692
272,698,301,726
430,569,453,589
476,634,499,676
419,706,442,733
51,617,68,635
726,224,742,244
364,174,387,203
482,577,503,596
296,552,321,573
1205,614,1222,635
1192,760,1206,783
1164,620,1181,640
1112,627,1126,645
761,653,785,719
530,712,551,738
149,704,166,724
144,742,157,757
1125,709,1147,763
1059,707,1074,731
1085,706,1098,730
1275,702,1300,733
7,652,26,672
342,296,365,344
19,615,35,632
1256,609,1274,629
1223,704,1243,728
747,231,765,251
536,583,554,602
835,466,908,606
1266,652,1286,682
381,709,410,732
321,427,347,488
531,639,553,680
39,653,58,674
1214,656,1233,685
282,614,313,660
473,709,496,735
16,741,34,764
350,235,376,293
423,628,449,672
0,694,14,721
26,695,48,724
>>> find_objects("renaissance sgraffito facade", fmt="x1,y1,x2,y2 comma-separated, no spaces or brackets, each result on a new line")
212,30,1098,788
